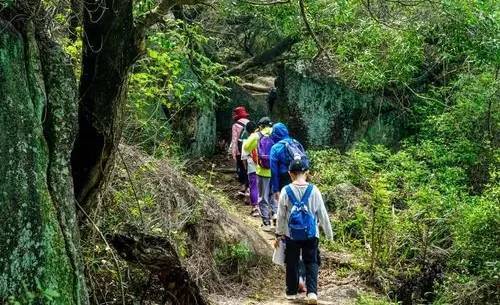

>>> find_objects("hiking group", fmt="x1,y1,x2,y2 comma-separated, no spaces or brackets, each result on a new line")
230,106,333,305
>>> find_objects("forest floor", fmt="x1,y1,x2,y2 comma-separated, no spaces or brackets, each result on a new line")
201,155,378,305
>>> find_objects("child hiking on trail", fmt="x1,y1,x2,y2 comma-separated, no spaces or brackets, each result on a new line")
230,106,250,194
243,117,277,231
275,158,333,304
270,123,309,202
241,121,260,216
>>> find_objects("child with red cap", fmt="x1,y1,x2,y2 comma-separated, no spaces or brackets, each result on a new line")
230,106,250,193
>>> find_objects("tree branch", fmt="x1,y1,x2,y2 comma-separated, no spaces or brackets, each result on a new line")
225,35,300,75
136,0,205,34
298,0,328,60
68,0,82,42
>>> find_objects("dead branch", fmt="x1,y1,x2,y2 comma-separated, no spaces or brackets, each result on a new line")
241,82,271,93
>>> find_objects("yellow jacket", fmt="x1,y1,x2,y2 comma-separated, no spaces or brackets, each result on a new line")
243,127,272,177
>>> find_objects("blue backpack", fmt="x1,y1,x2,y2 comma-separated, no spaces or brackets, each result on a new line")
281,139,310,170
285,184,317,240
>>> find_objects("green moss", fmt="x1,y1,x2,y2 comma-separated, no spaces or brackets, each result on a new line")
280,65,405,149
0,20,86,304
190,106,217,156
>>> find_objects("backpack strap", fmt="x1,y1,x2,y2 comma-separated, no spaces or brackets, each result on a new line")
236,121,247,142
285,185,300,207
286,184,314,207
301,184,314,205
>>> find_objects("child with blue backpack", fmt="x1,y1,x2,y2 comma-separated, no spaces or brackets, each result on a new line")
270,122,309,202
275,157,333,304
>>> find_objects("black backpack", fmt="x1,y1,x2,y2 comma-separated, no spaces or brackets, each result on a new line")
236,121,247,153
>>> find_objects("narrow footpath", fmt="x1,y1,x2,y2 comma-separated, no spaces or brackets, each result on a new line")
205,156,375,305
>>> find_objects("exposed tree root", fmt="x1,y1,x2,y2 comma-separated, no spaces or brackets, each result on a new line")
109,225,209,305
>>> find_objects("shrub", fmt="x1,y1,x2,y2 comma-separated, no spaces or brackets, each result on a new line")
215,242,254,278
310,139,498,303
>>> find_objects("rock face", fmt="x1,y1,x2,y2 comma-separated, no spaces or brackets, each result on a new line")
172,105,217,157
324,183,367,221
274,63,407,150
0,16,88,304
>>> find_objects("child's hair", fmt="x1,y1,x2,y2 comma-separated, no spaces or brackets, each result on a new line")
288,158,307,173
288,158,309,181
257,117,272,127
245,121,257,134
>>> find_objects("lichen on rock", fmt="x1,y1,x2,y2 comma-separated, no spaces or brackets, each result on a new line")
276,63,406,150
0,17,88,305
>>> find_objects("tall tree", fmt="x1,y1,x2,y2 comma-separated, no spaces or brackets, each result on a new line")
0,3,88,303
72,0,204,210
0,0,203,303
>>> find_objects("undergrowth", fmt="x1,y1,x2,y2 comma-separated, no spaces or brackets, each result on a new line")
310,142,498,304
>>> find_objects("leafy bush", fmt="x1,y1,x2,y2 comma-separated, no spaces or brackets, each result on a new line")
310,138,498,303
124,20,232,157
356,293,399,305
215,242,254,277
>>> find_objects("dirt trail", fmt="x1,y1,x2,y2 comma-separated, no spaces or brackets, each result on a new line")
205,156,372,305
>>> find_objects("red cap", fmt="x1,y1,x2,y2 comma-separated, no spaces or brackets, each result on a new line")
232,106,249,121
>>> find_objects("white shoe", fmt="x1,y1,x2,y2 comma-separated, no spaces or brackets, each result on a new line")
306,293,318,304
285,294,297,300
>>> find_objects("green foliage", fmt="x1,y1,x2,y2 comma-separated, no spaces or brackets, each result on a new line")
7,280,62,305
215,242,254,276
1,0,14,8
356,293,399,305
452,186,499,274
310,136,498,302
434,185,500,304
366,175,394,275
125,20,233,156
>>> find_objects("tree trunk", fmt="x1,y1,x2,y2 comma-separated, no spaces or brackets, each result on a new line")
0,9,89,305
71,0,139,210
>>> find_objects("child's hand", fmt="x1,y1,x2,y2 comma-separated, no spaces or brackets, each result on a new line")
273,192,280,202
273,238,281,249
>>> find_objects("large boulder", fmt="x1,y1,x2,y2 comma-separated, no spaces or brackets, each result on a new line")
274,62,407,150
324,182,367,221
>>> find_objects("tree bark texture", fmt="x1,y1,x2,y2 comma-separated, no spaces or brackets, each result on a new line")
0,10,89,305
71,0,139,210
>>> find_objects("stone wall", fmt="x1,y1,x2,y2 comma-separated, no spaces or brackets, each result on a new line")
274,64,406,150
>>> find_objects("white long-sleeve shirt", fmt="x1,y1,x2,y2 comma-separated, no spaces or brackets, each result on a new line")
276,183,334,240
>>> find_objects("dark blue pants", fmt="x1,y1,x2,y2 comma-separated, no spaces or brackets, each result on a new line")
285,238,319,295
236,156,247,186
